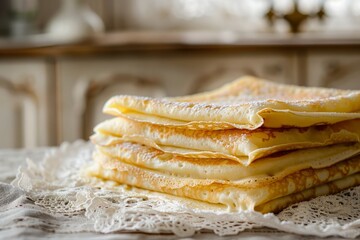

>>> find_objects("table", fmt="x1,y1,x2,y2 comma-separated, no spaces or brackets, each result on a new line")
0,147,349,240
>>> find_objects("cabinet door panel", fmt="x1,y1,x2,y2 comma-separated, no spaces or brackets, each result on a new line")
58,58,168,142
186,53,297,94
0,86,20,148
0,60,52,148
306,51,360,89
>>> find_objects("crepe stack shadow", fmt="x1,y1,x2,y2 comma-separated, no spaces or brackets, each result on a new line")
87,76,360,213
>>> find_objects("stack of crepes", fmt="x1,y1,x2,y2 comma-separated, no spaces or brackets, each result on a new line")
87,76,360,213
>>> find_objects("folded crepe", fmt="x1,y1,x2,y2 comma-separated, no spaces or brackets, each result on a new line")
88,145,360,213
88,76,360,214
103,76,360,130
92,117,360,165
93,142,360,183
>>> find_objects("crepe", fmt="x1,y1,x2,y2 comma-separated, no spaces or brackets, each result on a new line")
88,149,360,213
92,117,360,165
93,141,360,183
255,173,360,213
89,76,360,214
103,76,360,130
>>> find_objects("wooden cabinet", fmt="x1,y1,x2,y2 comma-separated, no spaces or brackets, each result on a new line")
0,36,359,148
0,60,54,148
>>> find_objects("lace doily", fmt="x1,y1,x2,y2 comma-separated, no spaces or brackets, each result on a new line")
10,141,360,238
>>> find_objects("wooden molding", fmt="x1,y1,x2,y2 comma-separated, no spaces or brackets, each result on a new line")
0,76,38,147
80,73,166,139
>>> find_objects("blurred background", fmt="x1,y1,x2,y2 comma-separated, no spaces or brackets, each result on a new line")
0,0,360,149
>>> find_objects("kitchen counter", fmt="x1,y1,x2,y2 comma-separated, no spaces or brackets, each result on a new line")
1,31,360,57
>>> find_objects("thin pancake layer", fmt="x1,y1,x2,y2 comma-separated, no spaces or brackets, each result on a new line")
104,76,360,130
95,141,360,183
93,117,360,164
255,173,360,213
87,151,360,212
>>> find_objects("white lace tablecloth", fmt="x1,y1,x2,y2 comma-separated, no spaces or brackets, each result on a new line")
0,142,358,240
